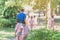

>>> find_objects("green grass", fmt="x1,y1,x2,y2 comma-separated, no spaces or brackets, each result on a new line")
0,27,14,40
27,29,60,40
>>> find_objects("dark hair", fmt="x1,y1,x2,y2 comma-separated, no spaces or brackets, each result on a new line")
31,16,33,19
34,16,36,18
51,16,54,18
21,9,24,12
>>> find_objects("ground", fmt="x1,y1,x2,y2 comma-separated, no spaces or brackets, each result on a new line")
0,24,60,40
0,27,14,40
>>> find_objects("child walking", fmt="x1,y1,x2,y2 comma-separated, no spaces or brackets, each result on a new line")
29,16,34,30
15,23,24,40
50,16,54,30
15,9,30,40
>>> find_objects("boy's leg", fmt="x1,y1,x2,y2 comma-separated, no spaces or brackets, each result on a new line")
18,36,20,40
23,34,28,40
15,36,19,40
19,35,24,40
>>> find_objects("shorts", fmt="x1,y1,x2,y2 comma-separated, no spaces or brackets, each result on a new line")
16,32,22,36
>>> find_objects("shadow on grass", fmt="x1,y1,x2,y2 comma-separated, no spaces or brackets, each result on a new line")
0,27,14,32
0,27,15,40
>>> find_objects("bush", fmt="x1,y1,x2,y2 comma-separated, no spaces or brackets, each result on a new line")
9,19,16,28
52,33,60,40
0,19,10,27
27,29,60,40
0,18,16,28
1,6,19,28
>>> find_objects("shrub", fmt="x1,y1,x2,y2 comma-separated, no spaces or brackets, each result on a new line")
0,18,10,27
9,19,16,28
52,33,60,40
27,29,60,40
0,18,16,28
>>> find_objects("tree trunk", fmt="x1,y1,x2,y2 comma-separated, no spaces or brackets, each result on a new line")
46,1,54,30
46,1,51,29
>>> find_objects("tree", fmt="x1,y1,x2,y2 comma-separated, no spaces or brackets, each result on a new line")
0,0,7,15
1,0,23,27
33,0,60,29
33,0,48,11
3,0,22,18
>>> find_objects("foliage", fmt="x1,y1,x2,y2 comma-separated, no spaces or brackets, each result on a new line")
33,0,48,10
0,0,7,15
33,0,60,11
51,0,60,10
0,18,16,28
0,0,32,28
53,33,60,40
3,0,22,18
27,29,60,40
0,0,22,27
3,6,19,19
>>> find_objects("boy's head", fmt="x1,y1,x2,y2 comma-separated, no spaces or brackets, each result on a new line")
21,9,24,12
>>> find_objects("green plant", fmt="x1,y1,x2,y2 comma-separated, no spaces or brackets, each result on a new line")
52,33,60,40
27,29,60,40
3,6,20,19
0,18,16,28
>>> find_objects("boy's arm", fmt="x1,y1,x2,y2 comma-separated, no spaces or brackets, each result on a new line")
25,19,30,26
16,19,20,23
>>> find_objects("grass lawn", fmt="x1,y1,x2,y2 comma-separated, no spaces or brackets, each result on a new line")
0,27,15,40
